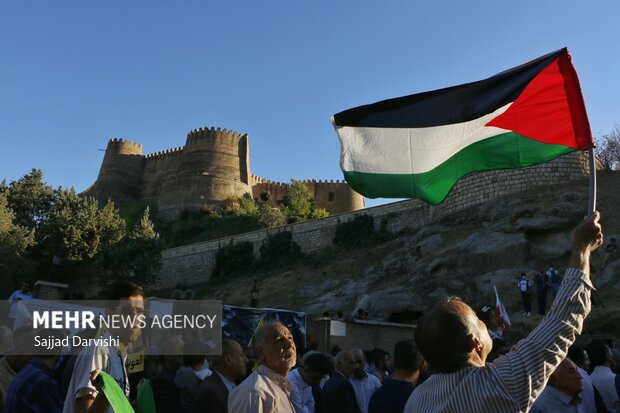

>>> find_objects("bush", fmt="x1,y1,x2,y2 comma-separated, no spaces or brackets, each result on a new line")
258,231,303,267
212,241,255,278
334,214,381,248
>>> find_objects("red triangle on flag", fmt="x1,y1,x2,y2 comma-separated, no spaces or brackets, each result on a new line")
486,50,593,150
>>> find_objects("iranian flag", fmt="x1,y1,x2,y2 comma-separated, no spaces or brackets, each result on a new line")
332,48,594,204
494,286,511,333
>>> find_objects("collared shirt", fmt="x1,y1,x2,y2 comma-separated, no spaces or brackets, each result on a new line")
405,267,592,413
577,366,597,413
288,367,314,413
4,357,63,413
0,356,17,405
62,333,128,413
350,373,381,413
217,370,237,393
531,386,583,413
7,290,32,302
590,366,620,413
228,365,295,413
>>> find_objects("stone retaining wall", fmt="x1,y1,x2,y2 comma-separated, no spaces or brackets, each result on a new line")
156,152,591,289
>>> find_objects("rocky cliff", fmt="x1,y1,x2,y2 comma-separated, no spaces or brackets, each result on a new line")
196,172,620,341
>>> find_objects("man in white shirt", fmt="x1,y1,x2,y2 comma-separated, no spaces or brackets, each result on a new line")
588,339,620,413
531,358,584,413
228,322,297,412
568,344,597,413
287,352,333,413
63,281,145,413
404,213,603,413
349,348,381,413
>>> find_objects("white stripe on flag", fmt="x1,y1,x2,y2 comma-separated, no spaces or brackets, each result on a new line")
335,103,512,175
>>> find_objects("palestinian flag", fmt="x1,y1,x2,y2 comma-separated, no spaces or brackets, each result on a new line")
332,48,593,204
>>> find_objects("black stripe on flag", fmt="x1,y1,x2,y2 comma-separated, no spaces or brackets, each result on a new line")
333,48,564,129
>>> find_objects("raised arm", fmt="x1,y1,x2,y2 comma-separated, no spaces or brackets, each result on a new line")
495,212,603,411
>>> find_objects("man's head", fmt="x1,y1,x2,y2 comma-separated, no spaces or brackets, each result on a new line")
415,297,492,373
350,348,367,379
181,339,208,370
253,322,296,377
212,339,248,381
567,344,590,372
587,339,613,368
548,358,583,397
157,333,185,371
520,273,526,279
334,350,356,378
300,352,334,386
393,340,423,375
106,281,145,345
20,281,32,294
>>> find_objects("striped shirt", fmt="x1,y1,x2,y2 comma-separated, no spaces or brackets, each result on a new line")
405,267,591,413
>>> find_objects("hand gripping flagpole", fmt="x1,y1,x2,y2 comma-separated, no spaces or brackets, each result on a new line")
588,148,597,216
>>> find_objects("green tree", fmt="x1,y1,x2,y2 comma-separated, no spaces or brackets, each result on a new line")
0,192,35,270
45,189,125,261
5,169,53,233
259,190,272,203
281,180,314,222
281,180,329,223
257,204,286,228
100,207,162,290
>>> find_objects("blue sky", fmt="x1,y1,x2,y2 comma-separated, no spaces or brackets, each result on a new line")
1,1,618,207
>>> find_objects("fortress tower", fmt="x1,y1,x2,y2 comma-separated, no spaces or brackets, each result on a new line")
155,127,251,215
83,126,364,218
82,138,144,205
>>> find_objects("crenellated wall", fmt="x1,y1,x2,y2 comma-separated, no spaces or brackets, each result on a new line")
250,175,365,213
83,126,364,217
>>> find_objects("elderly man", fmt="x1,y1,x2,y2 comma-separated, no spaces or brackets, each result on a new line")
321,351,360,413
192,339,248,413
531,358,584,412
349,348,381,413
404,213,603,413
228,322,297,412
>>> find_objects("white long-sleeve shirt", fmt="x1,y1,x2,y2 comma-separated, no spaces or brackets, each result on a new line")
405,267,591,413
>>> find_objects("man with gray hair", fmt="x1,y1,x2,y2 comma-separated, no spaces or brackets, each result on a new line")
349,348,381,413
321,351,360,413
404,214,603,413
530,358,584,413
228,322,297,412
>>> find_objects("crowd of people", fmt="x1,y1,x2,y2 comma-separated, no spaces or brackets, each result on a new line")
0,214,618,412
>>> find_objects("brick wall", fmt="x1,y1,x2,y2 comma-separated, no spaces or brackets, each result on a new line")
309,318,417,353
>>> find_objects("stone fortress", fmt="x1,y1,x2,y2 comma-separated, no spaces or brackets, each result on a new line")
83,126,365,217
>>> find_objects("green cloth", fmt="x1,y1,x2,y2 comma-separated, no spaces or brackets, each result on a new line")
96,370,135,413
136,379,157,413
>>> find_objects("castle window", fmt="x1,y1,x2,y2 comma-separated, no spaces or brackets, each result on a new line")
328,191,335,202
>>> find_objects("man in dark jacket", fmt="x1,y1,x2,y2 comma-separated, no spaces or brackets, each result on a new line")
321,350,360,413
192,339,247,413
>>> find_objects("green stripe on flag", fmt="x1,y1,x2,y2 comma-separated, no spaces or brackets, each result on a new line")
343,132,575,204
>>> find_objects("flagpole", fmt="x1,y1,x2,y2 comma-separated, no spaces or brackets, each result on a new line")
588,148,597,216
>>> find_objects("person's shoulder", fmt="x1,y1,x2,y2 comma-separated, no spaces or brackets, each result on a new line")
366,373,381,386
